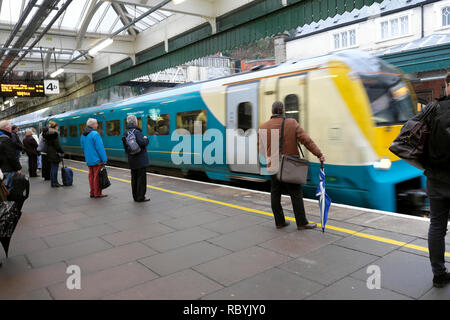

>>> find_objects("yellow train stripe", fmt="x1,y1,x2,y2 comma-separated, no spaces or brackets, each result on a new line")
68,165,449,258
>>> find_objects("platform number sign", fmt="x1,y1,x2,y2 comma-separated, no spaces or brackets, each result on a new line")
44,80,60,95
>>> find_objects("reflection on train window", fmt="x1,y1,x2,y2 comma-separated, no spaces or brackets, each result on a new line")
123,117,142,130
237,102,253,132
106,120,121,136
60,126,67,137
97,122,103,136
285,94,300,122
148,114,170,135
176,110,207,134
79,124,87,136
69,125,77,137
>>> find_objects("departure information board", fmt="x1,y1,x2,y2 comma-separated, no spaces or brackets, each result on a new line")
0,82,45,97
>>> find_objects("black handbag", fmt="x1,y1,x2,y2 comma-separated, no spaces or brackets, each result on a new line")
276,117,309,185
98,165,111,189
389,102,437,170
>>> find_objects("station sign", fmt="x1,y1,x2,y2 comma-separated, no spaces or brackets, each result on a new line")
0,82,45,97
44,79,60,95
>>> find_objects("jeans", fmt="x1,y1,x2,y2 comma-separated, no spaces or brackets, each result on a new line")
428,196,450,276
270,175,309,227
37,155,42,169
50,162,60,185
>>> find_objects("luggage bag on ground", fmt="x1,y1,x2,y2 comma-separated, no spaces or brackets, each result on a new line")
61,159,73,186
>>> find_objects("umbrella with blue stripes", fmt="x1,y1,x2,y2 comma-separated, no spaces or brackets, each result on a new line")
316,161,331,232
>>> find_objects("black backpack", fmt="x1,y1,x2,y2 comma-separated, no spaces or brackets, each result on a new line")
7,173,30,212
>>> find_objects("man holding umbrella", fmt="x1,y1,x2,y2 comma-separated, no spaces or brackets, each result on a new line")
258,101,326,230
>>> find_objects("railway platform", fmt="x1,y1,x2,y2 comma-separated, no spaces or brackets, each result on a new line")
0,159,449,300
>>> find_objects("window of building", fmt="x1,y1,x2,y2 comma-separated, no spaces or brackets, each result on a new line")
284,94,300,122
333,29,356,49
60,126,67,137
123,117,142,131
237,102,253,132
380,15,409,40
176,110,207,134
106,120,121,136
79,124,87,136
69,125,77,137
443,6,450,27
148,114,170,135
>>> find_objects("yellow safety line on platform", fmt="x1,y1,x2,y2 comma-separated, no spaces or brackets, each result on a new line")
68,166,450,258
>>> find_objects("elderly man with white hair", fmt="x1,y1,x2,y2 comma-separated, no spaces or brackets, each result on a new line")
122,114,150,202
80,118,108,198
0,120,22,187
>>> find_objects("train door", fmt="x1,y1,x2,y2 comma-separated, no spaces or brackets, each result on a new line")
277,73,308,156
226,82,260,174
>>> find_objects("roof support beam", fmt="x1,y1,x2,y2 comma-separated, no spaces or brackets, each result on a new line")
76,0,104,50
111,2,137,36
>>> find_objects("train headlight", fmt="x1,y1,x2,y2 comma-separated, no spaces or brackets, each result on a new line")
373,158,392,170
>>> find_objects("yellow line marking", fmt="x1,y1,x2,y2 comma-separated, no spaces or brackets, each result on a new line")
68,165,450,257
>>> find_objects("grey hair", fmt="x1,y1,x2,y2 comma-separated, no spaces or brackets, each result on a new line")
0,120,11,131
26,129,33,135
86,118,97,127
126,114,137,125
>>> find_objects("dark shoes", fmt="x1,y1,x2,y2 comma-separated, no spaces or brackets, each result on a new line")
276,221,290,229
297,223,317,230
51,184,62,188
433,272,450,288
135,198,151,203
95,194,108,198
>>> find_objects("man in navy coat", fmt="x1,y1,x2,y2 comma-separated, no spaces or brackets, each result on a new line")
122,115,150,202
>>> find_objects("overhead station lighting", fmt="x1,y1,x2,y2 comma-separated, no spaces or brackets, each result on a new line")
88,38,114,56
172,0,186,4
50,68,65,78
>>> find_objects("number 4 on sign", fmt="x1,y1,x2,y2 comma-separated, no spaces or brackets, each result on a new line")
44,80,60,95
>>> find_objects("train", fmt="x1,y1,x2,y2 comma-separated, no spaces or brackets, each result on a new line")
11,49,427,213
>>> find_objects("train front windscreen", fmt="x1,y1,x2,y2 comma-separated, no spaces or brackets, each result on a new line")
360,71,416,127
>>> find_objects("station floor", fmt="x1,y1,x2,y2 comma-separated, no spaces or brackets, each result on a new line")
0,159,449,300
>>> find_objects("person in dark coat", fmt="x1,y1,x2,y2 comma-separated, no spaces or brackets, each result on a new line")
11,125,23,162
22,129,38,177
43,121,64,187
423,73,450,288
122,115,150,202
0,120,22,183
40,127,50,181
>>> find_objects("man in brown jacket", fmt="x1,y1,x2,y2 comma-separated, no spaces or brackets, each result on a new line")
258,101,325,230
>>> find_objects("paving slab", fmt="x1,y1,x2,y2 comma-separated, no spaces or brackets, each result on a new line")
260,229,342,258
160,210,227,230
193,246,290,286
100,223,175,246
202,268,324,300
307,277,411,300
399,238,450,262
142,226,220,252
105,269,223,300
48,262,159,300
139,241,232,276
350,250,434,299
201,214,269,234
279,245,378,286
43,224,118,247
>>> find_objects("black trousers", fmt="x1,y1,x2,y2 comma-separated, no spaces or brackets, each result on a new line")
131,167,147,201
428,196,449,276
41,154,50,180
28,154,38,177
270,175,308,227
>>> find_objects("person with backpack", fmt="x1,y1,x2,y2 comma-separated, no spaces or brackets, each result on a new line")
422,73,450,288
122,115,150,202
80,118,108,198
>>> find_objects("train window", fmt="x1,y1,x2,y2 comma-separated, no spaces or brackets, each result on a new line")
237,102,253,132
176,110,207,134
69,125,77,137
106,120,121,136
148,114,170,136
97,122,103,136
79,124,87,136
60,126,67,137
285,94,300,122
123,117,142,130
